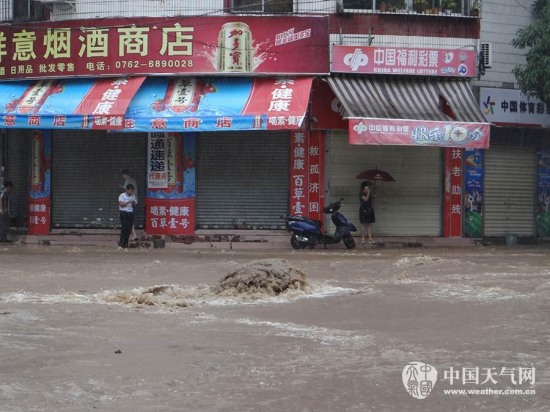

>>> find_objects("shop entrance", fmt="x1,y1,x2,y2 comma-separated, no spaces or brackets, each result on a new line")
52,131,147,230
196,132,289,230
484,146,536,237
329,132,443,236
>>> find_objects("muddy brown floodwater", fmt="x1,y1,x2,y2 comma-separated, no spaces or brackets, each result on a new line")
0,244,548,411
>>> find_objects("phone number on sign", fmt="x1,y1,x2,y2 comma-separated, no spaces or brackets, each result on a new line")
114,60,194,69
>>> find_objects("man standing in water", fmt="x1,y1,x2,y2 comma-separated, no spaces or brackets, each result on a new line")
118,183,136,251
0,181,13,242
120,169,138,241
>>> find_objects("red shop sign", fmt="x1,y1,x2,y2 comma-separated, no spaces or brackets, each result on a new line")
0,16,329,80
332,45,477,78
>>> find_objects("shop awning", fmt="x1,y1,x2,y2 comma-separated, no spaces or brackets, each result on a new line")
327,75,490,148
0,77,146,129
0,76,312,132
123,76,313,132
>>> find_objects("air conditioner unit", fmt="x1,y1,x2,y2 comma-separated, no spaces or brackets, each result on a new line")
480,42,492,68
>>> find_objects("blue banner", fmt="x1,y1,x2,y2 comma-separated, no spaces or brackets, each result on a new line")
464,149,484,238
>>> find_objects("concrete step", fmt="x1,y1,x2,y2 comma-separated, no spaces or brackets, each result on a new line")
21,232,476,249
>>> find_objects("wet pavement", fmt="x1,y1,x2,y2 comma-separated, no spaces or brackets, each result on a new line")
0,244,548,411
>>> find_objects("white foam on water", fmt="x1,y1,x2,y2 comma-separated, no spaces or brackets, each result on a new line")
230,318,372,347
428,284,530,301
0,282,358,310
394,255,448,267
1,291,91,305
204,283,357,306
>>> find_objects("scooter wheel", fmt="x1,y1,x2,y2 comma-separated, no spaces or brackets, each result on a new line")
343,234,356,249
290,234,306,250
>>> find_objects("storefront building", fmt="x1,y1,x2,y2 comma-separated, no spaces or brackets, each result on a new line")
0,1,499,242
0,15,329,239
310,44,489,238
475,88,550,239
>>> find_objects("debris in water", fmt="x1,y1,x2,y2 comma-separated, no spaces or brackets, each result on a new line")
213,258,309,296
98,285,190,308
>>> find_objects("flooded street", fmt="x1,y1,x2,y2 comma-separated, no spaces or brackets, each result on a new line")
0,244,548,411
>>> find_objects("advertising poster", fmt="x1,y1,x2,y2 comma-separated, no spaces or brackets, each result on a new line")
147,132,169,189
464,149,484,238
27,129,51,235
125,76,312,132
289,131,307,217
444,148,463,237
349,118,490,149
289,130,325,226
536,149,550,237
0,76,312,132
0,77,144,130
307,131,326,226
146,132,195,235
0,16,329,80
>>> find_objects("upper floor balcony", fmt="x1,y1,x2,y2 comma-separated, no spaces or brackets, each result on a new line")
0,0,480,42
0,0,482,22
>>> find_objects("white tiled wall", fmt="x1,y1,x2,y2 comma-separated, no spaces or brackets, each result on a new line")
476,0,535,88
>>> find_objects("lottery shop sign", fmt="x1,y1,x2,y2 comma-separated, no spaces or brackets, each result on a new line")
0,15,328,80
349,119,490,149
332,45,477,78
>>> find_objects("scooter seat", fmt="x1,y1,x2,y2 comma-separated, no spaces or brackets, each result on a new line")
313,219,323,228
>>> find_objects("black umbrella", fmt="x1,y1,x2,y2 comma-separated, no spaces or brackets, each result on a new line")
356,168,395,182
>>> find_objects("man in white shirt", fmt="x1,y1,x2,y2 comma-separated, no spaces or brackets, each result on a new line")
120,169,138,241
118,183,136,250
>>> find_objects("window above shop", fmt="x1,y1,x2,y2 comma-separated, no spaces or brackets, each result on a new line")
232,0,293,13
0,0,49,22
339,0,480,17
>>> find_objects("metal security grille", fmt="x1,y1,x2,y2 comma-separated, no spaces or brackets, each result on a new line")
52,131,147,229
197,132,289,230
484,146,536,237
329,131,443,236
5,129,31,228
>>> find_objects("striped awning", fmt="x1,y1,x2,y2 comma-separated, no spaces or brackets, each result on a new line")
327,75,490,148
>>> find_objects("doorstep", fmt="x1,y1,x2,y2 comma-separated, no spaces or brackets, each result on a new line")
21,231,477,249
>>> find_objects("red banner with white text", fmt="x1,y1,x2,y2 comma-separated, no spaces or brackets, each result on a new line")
444,148,464,237
289,130,325,225
349,119,490,149
0,16,329,80
146,198,195,236
27,130,51,235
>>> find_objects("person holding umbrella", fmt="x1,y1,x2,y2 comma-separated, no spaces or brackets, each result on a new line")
359,180,375,244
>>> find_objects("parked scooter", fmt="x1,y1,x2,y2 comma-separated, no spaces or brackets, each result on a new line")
283,199,357,249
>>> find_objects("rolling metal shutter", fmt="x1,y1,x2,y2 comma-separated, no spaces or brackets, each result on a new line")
329,131,442,236
52,130,147,229
5,129,31,228
484,146,536,236
197,132,289,230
